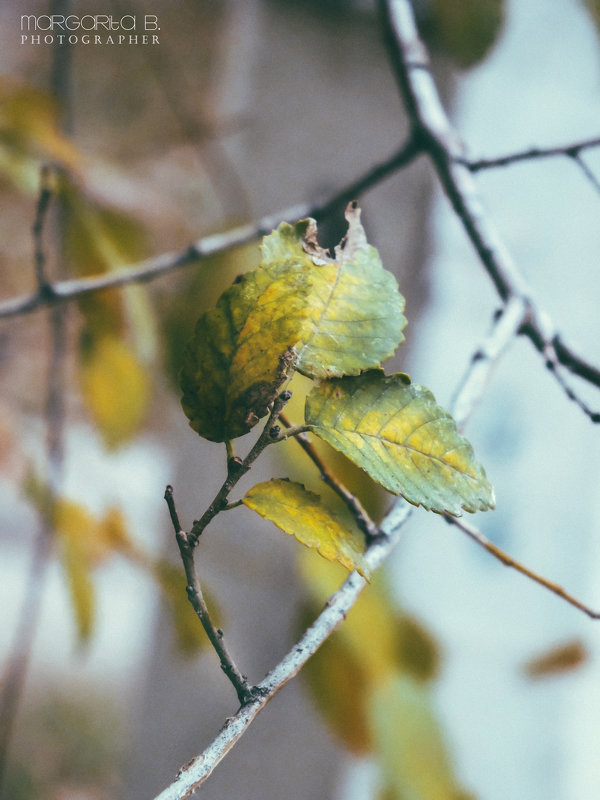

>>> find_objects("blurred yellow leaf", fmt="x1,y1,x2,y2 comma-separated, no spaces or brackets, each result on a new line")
244,479,369,578
53,500,99,643
60,532,96,643
298,601,373,755
298,552,443,762
79,335,150,449
51,500,133,643
0,81,79,192
395,614,440,683
370,675,464,800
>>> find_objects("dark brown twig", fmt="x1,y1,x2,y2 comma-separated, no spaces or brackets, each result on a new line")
188,390,292,547
164,487,253,706
463,135,600,173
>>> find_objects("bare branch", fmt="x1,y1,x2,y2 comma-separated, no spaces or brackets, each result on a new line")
451,297,528,430
0,137,420,321
379,0,600,415
164,486,253,706
445,515,600,620
32,166,54,291
571,152,600,197
463,134,600,172
0,139,69,796
153,499,414,800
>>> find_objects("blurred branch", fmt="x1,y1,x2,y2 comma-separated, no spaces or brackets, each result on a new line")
32,166,54,291
445,515,600,620
0,181,68,793
0,137,420,320
379,0,600,418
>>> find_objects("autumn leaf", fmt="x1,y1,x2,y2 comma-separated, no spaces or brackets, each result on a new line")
0,81,80,192
79,335,151,449
243,479,369,577
305,371,494,515
297,601,374,755
180,261,310,441
260,204,407,379
430,0,505,69
370,675,464,800
523,639,587,679
180,204,406,441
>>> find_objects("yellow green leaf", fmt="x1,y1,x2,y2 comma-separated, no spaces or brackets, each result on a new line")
161,243,260,388
370,675,464,800
79,335,150,449
52,500,100,643
261,204,407,379
306,371,494,515
243,479,369,577
60,533,96,643
180,261,310,441
180,205,406,441
431,0,505,69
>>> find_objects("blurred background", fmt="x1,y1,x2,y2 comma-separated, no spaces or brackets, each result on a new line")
1,1,599,799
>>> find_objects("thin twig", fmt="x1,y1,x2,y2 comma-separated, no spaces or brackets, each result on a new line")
164,487,253,706
279,412,378,539
163,393,294,705
0,137,421,320
463,134,600,172
32,166,54,292
571,152,600,197
445,515,600,620
451,296,528,430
